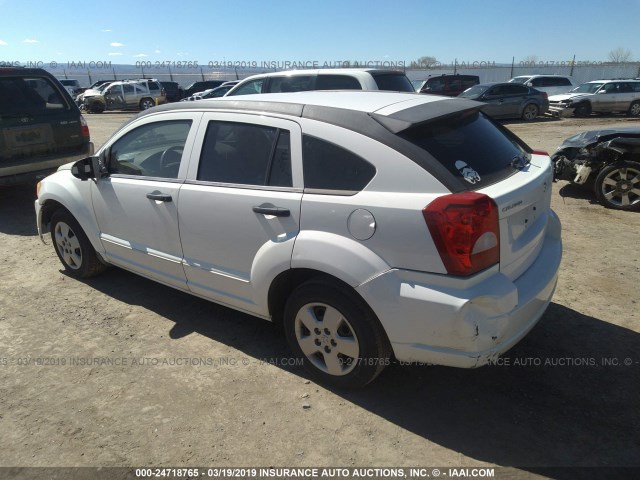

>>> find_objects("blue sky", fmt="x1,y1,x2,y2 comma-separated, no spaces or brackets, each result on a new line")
1,0,639,65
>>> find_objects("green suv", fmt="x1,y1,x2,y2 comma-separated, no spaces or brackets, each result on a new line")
0,67,92,185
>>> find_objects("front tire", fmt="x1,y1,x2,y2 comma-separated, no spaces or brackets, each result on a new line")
594,161,640,211
284,281,391,388
521,103,539,121
574,102,591,117
51,209,107,278
629,101,640,117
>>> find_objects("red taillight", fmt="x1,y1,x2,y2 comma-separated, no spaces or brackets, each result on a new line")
79,114,90,140
423,192,500,276
532,149,549,156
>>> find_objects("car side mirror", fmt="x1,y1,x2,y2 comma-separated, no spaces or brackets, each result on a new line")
71,155,107,180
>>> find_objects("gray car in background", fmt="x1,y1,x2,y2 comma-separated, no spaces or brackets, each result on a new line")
459,82,549,120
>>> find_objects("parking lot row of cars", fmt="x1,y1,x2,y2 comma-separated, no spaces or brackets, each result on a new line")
57,70,640,123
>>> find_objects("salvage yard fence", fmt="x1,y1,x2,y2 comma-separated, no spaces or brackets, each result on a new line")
48,63,640,89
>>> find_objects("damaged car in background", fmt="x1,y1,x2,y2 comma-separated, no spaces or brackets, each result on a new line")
552,127,640,211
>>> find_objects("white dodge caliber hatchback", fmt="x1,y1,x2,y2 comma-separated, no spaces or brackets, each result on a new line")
35,91,562,388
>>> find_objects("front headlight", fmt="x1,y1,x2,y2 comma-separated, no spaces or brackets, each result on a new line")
36,181,42,198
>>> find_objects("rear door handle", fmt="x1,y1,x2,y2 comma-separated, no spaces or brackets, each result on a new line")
252,204,290,217
146,192,172,202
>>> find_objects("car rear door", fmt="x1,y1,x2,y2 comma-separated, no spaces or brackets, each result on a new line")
178,113,303,316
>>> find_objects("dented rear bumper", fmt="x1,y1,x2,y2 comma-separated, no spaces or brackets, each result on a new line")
357,210,562,368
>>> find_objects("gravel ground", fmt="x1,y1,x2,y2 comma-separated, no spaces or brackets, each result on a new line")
0,110,638,478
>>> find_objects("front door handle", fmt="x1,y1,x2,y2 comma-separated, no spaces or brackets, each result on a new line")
252,204,290,217
146,192,172,202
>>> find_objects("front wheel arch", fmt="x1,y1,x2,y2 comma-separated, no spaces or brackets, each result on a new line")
574,102,592,117
594,160,640,211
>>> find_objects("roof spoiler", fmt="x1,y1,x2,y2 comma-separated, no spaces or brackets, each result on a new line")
370,98,483,134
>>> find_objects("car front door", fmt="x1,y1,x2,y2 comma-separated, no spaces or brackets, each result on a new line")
594,83,619,112
178,113,303,316
91,112,202,289
104,84,125,110
481,86,510,117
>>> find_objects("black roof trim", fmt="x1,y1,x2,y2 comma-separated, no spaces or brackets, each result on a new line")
132,97,482,193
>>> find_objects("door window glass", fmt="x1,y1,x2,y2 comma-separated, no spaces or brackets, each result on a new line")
109,120,192,179
198,121,292,187
267,75,314,93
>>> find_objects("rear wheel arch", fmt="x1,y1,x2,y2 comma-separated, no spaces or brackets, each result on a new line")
279,271,394,388
268,269,347,327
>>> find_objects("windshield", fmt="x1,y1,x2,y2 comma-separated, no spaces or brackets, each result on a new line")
458,85,490,98
509,77,528,84
570,82,604,94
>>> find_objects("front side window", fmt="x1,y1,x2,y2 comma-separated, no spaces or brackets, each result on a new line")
197,121,292,187
109,120,192,179
302,135,376,192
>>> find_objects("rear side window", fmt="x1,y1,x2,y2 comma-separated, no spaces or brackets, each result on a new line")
370,73,414,92
267,75,314,93
399,111,526,189
316,75,361,90
0,76,68,114
303,135,376,192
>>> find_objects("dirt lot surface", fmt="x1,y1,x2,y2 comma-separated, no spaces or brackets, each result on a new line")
1,111,639,478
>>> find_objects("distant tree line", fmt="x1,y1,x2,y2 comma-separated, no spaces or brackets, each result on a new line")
409,48,635,68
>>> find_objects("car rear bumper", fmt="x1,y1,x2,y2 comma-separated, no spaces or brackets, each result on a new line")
357,210,562,368
0,144,94,185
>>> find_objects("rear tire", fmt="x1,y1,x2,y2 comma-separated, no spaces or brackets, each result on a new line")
628,101,640,117
521,103,539,121
284,280,391,388
51,209,107,278
594,161,640,211
139,98,155,110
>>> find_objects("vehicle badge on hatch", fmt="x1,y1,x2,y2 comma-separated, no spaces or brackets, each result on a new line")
455,160,481,184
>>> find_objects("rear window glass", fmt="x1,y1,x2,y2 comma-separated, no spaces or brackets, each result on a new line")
0,76,69,115
399,110,526,188
370,73,414,92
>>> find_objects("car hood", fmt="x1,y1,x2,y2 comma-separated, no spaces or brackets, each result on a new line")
82,88,104,98
549,92,592,102
556,127,640,149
